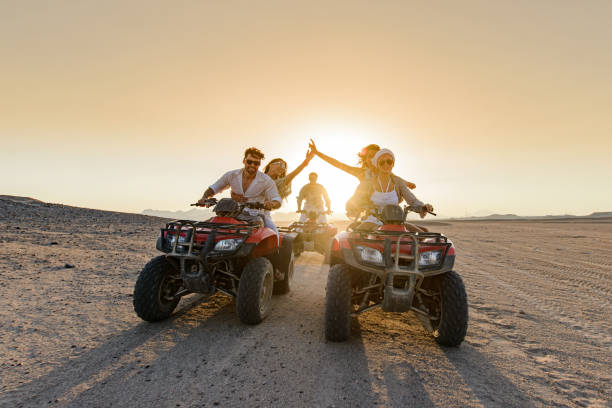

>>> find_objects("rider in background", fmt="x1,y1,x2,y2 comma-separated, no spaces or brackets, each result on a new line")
346,148,433,232
197,147,281,232
297,172,331,224
308,139,416,189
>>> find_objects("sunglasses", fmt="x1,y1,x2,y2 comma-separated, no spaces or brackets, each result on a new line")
378,159,394,166
245,159,261,166
270,161,286,169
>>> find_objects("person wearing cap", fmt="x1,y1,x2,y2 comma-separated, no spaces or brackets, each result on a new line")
308,139,416,189
346,148,434,232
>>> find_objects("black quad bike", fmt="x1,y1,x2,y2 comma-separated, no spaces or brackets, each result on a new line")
324,204,468,346
133,198,296,325
279,209,337,257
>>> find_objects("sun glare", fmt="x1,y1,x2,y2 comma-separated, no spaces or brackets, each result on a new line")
283,120,385,216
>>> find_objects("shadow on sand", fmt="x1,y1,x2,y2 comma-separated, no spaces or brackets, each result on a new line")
3,294,235,407
6,296,536,408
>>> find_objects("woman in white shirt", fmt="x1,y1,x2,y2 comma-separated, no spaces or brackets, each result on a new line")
346,149,434,232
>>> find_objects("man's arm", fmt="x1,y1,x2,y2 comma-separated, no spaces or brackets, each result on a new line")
320,185,331,211
263,177,282,210
296,185,306,211
197,171,231,204
202,188,215,199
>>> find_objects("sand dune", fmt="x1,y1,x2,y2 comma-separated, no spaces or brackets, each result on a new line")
1,196,610,407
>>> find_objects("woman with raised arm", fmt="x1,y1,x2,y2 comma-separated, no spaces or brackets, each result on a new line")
308,139,416,189
263,149,315,200
346,148,433,232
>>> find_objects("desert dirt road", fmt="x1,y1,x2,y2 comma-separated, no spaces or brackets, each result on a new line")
1,197,610,407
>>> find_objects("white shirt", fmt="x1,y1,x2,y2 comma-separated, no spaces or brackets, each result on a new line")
209,169,281,204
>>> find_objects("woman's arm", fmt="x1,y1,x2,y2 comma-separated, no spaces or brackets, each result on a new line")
393,173,416,190
309,139,364,179
393,175,424,209
285,149,314,184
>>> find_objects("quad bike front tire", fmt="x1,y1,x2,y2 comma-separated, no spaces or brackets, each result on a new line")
325,264,352,342
273,250,294,295
133,255,182,322
237,257,274,325
433,271,468,347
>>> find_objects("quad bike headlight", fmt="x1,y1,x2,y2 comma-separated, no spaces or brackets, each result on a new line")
418,250,443,266
214,238,243,252
355,245,384,266
167,234,189,247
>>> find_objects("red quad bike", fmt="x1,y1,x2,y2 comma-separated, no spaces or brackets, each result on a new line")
279,209,337,257
324,204,468,346
133,198,296,325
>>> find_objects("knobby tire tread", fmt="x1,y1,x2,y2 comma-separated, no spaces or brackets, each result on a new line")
325,264,352,342
435,271,468,347
133,255,180,322
237,257,273,325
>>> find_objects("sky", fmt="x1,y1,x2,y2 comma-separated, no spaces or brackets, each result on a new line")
1,0,611,218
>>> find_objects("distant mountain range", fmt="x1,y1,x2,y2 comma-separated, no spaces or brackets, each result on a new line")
447,212,612,221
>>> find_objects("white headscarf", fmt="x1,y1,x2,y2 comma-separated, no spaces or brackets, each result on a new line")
372,148,395,167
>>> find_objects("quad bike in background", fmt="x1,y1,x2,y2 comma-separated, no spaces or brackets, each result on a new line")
324,204,468,346
133,198,296,325
279,209,337,257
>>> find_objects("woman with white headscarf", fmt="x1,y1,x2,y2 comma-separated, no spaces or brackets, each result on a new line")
346,148,434,232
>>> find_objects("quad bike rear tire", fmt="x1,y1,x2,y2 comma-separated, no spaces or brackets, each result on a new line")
237,257,274,325
433,271,468,347
133,255,182,322
325,264,352,342
273,250,294,295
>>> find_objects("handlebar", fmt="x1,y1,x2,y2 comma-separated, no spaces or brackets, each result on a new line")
406,205,436,216
191,198,218,208
191,197,266,210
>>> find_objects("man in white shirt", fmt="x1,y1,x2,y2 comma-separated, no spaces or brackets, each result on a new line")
197,147,281,231
297,172,331,224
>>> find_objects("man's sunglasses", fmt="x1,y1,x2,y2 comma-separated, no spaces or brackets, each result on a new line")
245,159,261,166
378,159,394,166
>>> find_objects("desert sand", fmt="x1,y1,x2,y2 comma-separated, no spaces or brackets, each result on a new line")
1,196,610,407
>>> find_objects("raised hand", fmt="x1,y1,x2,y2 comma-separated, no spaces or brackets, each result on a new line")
309,139,318,154
306,148,315,161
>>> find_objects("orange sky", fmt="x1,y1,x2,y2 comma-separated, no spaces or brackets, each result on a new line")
1,1,611,217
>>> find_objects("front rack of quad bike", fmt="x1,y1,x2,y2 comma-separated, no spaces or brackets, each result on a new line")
162,220,260,259
347,230,452,317
349,230,450,271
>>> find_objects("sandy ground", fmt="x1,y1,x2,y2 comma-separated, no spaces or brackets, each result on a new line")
1,196,610,407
